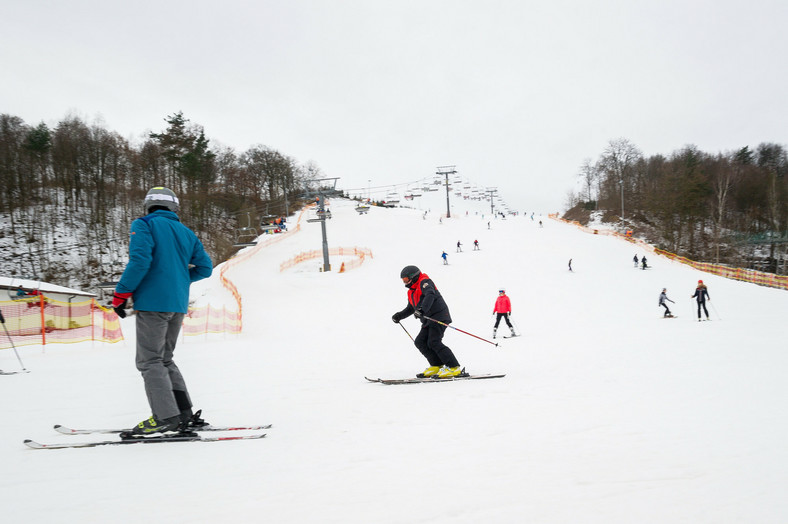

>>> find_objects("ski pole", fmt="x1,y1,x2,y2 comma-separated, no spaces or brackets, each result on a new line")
0,308,27,371
422,315,499,347
709,301,722,320
397,321,414,341
509,316,520,335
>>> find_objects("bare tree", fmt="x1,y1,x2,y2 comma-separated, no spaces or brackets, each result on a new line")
709,148,749,263
756,143,788,272
577,158,597,205
597,138,642,224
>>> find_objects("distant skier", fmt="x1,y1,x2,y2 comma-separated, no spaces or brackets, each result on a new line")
633,254,639,268
492,289,516,339
441,251,448,265
473,239,480,251
568,258,573,272
691,280,710,321
659,288,675,317
538,220,543,228
641,256,648,270
391,266,464,379
456,241,462,253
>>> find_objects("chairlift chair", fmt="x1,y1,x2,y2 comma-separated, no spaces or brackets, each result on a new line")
233,227,258,247
233,211,259,247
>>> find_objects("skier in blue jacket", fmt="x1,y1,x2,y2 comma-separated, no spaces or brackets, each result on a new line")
113,187,213,438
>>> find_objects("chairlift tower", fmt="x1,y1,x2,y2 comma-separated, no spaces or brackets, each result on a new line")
304,177,340,272
436,165,456,218
485,188,498,216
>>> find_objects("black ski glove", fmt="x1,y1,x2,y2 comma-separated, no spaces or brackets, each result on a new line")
413,309,424,320
113,303,127,319
112,292,131,319
391,312,402,323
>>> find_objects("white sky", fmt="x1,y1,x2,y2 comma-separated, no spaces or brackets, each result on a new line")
3,0,787,212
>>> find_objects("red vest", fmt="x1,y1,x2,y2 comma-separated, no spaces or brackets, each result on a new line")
407,273,432,308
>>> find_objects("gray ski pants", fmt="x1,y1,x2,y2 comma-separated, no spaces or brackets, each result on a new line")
135,311,191,420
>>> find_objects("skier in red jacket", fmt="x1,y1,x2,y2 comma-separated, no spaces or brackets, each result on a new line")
492,289,516,339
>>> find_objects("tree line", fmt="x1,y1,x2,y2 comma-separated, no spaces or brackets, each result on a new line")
0,111,316,290
569,138,788,274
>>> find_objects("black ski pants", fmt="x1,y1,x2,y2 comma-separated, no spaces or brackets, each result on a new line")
494,313,513,329
661,303,672,317
696,300,709,319
414,321,460,368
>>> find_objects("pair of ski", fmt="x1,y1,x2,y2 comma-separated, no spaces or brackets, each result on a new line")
24,422,271,449
366,373,505,385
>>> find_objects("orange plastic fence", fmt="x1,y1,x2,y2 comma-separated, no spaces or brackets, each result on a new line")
653,248,788,290
0,205,317,348
181,205,311,336
279,246,373,272
0,296,123,350
182,304,241,336
549,214,788,291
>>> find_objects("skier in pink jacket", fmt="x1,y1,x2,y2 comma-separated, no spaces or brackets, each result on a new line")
492,289,516,339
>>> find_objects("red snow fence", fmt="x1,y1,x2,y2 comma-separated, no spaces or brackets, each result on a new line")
0,296,123,349
549,213,788,291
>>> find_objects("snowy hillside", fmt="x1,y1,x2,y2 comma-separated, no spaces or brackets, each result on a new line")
2,195,787,524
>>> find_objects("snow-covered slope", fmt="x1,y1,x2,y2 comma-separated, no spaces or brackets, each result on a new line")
2,197,787,523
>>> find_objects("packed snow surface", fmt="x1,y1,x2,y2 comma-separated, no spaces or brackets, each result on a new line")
2,197,787,523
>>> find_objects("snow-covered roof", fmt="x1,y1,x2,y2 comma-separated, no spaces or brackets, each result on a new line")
0,276,96,298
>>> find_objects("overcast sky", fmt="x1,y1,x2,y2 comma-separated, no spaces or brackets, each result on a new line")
3,0,787,212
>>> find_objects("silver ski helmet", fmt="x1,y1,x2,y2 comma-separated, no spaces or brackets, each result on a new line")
400,265,421,286
144,187,179,213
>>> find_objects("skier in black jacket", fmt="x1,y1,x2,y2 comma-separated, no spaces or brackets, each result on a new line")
691,280,710,321
391,265,463,379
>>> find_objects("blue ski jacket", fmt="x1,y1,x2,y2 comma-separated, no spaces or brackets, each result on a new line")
116,210,213,313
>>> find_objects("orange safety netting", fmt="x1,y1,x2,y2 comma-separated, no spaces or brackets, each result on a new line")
182,304,241,336
0,205,316,348
279,246,373,272
181,205,311,336
549,214,788,291
0,296,123,350
653,249,788,290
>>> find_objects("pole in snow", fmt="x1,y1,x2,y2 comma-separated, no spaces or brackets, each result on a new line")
0,308,27,372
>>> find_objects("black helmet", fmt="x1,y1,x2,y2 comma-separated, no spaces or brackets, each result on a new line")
400,265,421,285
